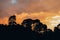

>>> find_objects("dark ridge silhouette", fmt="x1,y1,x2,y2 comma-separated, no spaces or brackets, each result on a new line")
0,15,60,40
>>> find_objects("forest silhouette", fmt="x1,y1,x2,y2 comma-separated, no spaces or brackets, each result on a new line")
0,15,60,40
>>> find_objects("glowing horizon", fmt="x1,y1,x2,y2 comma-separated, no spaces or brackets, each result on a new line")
0,12,60,31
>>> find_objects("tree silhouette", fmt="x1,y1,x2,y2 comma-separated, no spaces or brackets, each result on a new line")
21,19,33,32
57,24,60,29
33,19,43,31
8,15,17,25
21,19,33,27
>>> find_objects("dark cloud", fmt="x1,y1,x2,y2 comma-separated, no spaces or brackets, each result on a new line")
0,0,60,18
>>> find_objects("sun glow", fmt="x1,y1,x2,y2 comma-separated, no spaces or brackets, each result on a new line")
11,0,17,4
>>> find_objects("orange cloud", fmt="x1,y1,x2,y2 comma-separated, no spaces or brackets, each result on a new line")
0,12,60,31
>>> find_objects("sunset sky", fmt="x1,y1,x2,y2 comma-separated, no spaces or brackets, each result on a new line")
0,0,60,30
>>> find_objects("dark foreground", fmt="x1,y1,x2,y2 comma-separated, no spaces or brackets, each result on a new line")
0,24,60,40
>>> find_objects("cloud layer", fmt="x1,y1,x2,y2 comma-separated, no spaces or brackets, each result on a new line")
0,0,60,18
